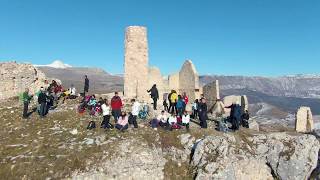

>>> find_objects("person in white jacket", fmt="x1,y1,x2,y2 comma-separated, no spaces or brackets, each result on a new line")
129,99,140,128
101,99,113,129
182,111,190,130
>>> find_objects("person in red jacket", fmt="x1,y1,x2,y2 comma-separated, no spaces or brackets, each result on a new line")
182,92,189,112
111,92,123,123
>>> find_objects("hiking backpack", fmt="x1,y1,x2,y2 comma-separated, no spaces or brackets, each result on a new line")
87,121,96,130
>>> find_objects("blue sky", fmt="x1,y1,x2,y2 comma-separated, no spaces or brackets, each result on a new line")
0,0,319,76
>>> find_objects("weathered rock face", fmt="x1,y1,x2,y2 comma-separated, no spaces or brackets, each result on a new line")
168,73,180,93
179,60,200,104
191,133,319,180
203,80,220,108
295,106,314,133
0,62,53,100
72,138,166,180
124,26,149,101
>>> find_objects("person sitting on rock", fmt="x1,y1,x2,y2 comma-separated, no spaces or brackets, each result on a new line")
150,110,167,130
115,111,129,132
182,111,190,130
168,113,181,130
68,84,77,99
158,110,168,128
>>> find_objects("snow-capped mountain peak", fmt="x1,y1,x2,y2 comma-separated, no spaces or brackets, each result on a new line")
35,60,72,69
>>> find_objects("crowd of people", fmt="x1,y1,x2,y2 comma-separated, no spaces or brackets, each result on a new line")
21,78,82,119
21,76,250,133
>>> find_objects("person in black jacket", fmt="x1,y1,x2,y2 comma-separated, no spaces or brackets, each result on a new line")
38,87,47,118
198,98,208,128
147,84,159,110
84,75,89,96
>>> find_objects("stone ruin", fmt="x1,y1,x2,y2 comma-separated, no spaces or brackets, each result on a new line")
0,62,59,101
203,80,249,118
295,106,314,133
123,26,200,105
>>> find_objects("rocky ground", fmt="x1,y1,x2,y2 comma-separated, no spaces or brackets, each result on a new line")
0,98,319,180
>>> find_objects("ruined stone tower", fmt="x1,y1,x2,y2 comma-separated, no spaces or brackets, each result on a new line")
124,26,149,100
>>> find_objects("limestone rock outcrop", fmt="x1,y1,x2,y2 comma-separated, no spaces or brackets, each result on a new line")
295,106,314,133
72,137,166,180
0,62,58,100
191,133,319,180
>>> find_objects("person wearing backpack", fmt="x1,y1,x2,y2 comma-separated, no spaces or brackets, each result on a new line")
111,92,122,123
38,87,47,118
115,111,129,132
147,84,159,110
22,88,33,119
101,99,113,129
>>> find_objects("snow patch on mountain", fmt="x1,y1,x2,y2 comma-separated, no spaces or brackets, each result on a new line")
35,60,72,69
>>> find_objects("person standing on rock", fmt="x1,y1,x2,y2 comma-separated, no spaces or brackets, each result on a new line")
129,99,140,128
147,84,159,110
111,92,122,123
169,90,178,114
38,87,47,118
182,92,189,112
84,75,89,96
198,98,208,128
22,88,33,119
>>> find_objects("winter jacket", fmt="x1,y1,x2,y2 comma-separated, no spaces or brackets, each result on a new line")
182,114,190,124
101,104,110,116
117,116,128,126
131,102,141,116
22,92,32,103
38,92,47,104
148,86,159,99
111,96,122,110
176,99,185,109
170,93,178,103
183,95,189,105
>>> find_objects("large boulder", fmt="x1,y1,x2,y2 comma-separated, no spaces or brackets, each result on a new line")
191,133,319,180
72,137,166,180
295,106,314,133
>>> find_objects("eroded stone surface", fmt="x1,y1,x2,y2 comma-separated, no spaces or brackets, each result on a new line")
295,106,314,133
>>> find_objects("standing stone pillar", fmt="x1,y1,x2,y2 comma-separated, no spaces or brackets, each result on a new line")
124,26,149,101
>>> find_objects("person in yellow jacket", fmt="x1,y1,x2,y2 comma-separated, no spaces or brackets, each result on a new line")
169,90,178,114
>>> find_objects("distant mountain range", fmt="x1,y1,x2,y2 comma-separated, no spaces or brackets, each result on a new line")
38,65,123,94
200,75,320,99
37,61,320,116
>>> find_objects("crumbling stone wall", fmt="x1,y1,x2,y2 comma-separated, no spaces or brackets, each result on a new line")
0,62,53,100
179,60,200,104
124,26,149,100
203,80,220,109
295,106,314,133
168,73,180,92
148,67,165,103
